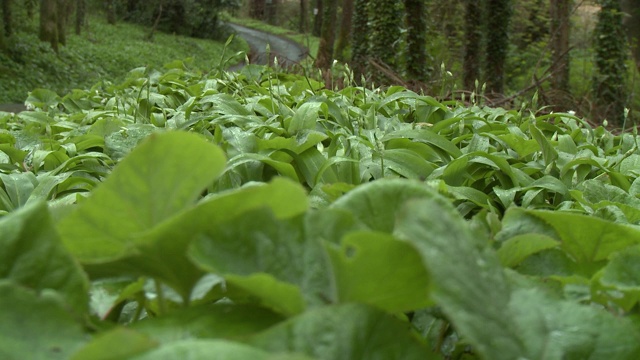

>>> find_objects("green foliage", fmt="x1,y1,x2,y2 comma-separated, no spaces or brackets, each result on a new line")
0,16,248,103
117,0,241,39
2,64,640,358
593,0,629,125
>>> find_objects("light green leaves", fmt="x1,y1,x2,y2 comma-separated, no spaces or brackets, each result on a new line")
0,281,88,360
59,131,226,262
57,131,226,299
396,196,640,360
0,201,88,316
248,304,435,360
326,231,431,312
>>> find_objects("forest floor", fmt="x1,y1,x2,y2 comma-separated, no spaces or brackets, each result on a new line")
0,21,307,114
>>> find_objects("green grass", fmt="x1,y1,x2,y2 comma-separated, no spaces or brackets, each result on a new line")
0,16,249,103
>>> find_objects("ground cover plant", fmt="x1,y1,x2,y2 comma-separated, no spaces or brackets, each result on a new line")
0,16,248,103
1,62,640,359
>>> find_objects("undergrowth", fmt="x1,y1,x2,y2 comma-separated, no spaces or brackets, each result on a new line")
0,16,248,103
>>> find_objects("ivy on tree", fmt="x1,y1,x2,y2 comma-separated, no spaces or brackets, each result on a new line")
593,0,628,126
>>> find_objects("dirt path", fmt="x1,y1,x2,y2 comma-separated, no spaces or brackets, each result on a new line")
226,23,308,70
0,22,309,114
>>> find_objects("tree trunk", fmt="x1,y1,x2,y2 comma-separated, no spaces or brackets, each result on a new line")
369,0,401,83
593,0,628,125
621,0,640,70
312,0,323,36
351,0,369,80
56,0,68,45
549,0,570,91
250,0,266,19
404,0,428,81
146,2,162,41
299,0,308,32
27,0,36,18
334,0,353,61
463,0,481,90
0,25,5,52
266,0,279,25
40,0,59,52
314,0,337,69
106,0,116,24
484,0,512,95
2,0,12,37
75,0,85,35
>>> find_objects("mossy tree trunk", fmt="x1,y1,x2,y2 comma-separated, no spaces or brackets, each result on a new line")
549,0,571,91
463,0,481,90
75,0,85,35
351,0,368,80
334,0,353,61
27,0,36,18
314,0,337,69
250,0,266,19
56,0,70,46
368,0,401,84
2,0,12,37
312,0,323,37
621,0,640,70
266,0,279,25
404,0,428,82
484,0,512,95
106,0,116,24
40,0,59,52
299,0,308,33
593,0,628,125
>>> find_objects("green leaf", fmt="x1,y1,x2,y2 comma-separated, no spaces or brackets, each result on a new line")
497,234,560,268
289,102,322,133
257,131,327,154
248,304,435,360
225,153,300,182
294,147,339,187
0,201,88,316
26,88,61,109
601,245,640,291
132,303,284,343
395,197,521,358
0,172,38,210
130,339,271,360
58,131,226,262
82,178,309,297
225,273,306,316
326,231,431,312
529,122,558,165
382,128,463,159
330,179,437,233
520,209,640,263
395,197,640,360
0,281,87,360
189,208,330,314
104,124,157,160
71,328,158,360
381,148,436,180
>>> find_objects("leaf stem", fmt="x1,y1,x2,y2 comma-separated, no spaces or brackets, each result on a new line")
154,279,167,315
